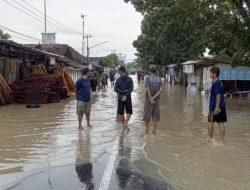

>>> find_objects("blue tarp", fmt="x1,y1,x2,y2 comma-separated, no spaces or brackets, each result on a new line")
220,70,250,80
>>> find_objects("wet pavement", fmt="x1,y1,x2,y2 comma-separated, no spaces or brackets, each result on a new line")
0,76,250,190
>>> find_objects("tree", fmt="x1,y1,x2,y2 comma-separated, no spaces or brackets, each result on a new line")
125,0,250,66
102,53,120,68
0,29,11,40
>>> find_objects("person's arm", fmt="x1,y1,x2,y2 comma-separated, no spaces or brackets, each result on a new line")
126,79,134,96
152,87,163,100
214,81,223,114
114,79,123,94
146,87,152,99
76,80,80,93
214,94,222,114
152,79,163,100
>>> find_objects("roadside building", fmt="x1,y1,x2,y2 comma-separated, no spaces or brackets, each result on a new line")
181,58,250,98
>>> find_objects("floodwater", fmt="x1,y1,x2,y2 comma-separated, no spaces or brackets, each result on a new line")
0,76,250,190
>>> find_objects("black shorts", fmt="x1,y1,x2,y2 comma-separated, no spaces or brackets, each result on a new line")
117,98,133,115
208,109,227,123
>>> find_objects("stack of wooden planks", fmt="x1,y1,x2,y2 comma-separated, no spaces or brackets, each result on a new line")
32,64,48,75
11,74,69,104
53,68,75,92
0,74,14,105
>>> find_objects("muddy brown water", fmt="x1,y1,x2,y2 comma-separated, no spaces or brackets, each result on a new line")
0,76,250,190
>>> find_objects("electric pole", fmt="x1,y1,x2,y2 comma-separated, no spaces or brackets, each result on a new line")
81,14,86,65
86,35,92,67
111,49,116,67
44,0,47,34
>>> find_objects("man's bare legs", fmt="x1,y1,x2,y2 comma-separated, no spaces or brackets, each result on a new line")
208,122,214,142
145,122,150,134
219,123,225,143
86,113,92,127
123,114,131,130
152,121,158,135
78,115,83,129
117,114,125,124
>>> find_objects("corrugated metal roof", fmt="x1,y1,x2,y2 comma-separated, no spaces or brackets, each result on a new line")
182,60,202,65
167,64,177,68
0,40,64,58
26,44,87,65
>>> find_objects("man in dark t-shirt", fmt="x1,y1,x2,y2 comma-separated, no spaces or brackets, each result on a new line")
208,67,227,143
114,66,134,130
76,68,92,129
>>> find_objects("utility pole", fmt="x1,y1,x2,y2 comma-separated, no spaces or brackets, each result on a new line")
111,49,116,67
44,0,47,34
81,14,86,65
86,35,92,67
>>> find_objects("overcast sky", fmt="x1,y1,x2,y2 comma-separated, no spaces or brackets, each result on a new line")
0,0,142,61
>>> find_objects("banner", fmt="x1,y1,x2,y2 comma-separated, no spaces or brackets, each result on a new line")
220,70,250,80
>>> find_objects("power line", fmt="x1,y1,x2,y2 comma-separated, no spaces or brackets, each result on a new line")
10,34,39,42
19,0,82,34
0,24,41,41
1,0,82,36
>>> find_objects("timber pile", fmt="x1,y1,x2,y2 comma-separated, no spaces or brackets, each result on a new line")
53,68,75,92
0,74,14,105
32,64,48,75
11,74,69,104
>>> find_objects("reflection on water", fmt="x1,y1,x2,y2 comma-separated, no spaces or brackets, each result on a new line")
0,77,250,190
75,131,94,190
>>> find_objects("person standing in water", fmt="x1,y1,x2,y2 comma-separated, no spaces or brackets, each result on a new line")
76,67,92,129
115,66,134,130
143,65,163,135
208,67,227,143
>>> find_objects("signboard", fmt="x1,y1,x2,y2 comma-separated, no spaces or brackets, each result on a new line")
89,64,93,70
220,70,250,80
50,57,56,65
42,33,56,45
247,71,250,80
220,70,230,80
183,65,194,73
230,70,237,80
237,71,246,80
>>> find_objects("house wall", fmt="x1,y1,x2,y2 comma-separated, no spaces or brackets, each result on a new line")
0,58,22,83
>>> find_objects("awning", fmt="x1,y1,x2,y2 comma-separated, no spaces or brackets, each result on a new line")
167,64,177,68
220,70,250,80
182,60,202,65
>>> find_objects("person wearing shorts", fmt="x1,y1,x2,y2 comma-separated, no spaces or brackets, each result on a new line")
76,67,92,129
208,66,227,143
115,66,134,130
143,65,163,135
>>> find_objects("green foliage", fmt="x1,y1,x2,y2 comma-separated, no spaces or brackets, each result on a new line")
102,53,120,68
125,0,250,66
0,29,11,40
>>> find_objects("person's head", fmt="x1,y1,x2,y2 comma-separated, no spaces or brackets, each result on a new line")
150,65,157,74
118,66,126,75
210,66,220,80
81,67,91,78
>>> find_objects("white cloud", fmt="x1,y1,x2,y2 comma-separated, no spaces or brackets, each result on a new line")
0,0,142,61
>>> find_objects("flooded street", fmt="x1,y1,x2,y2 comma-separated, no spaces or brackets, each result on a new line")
1,76,250,190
